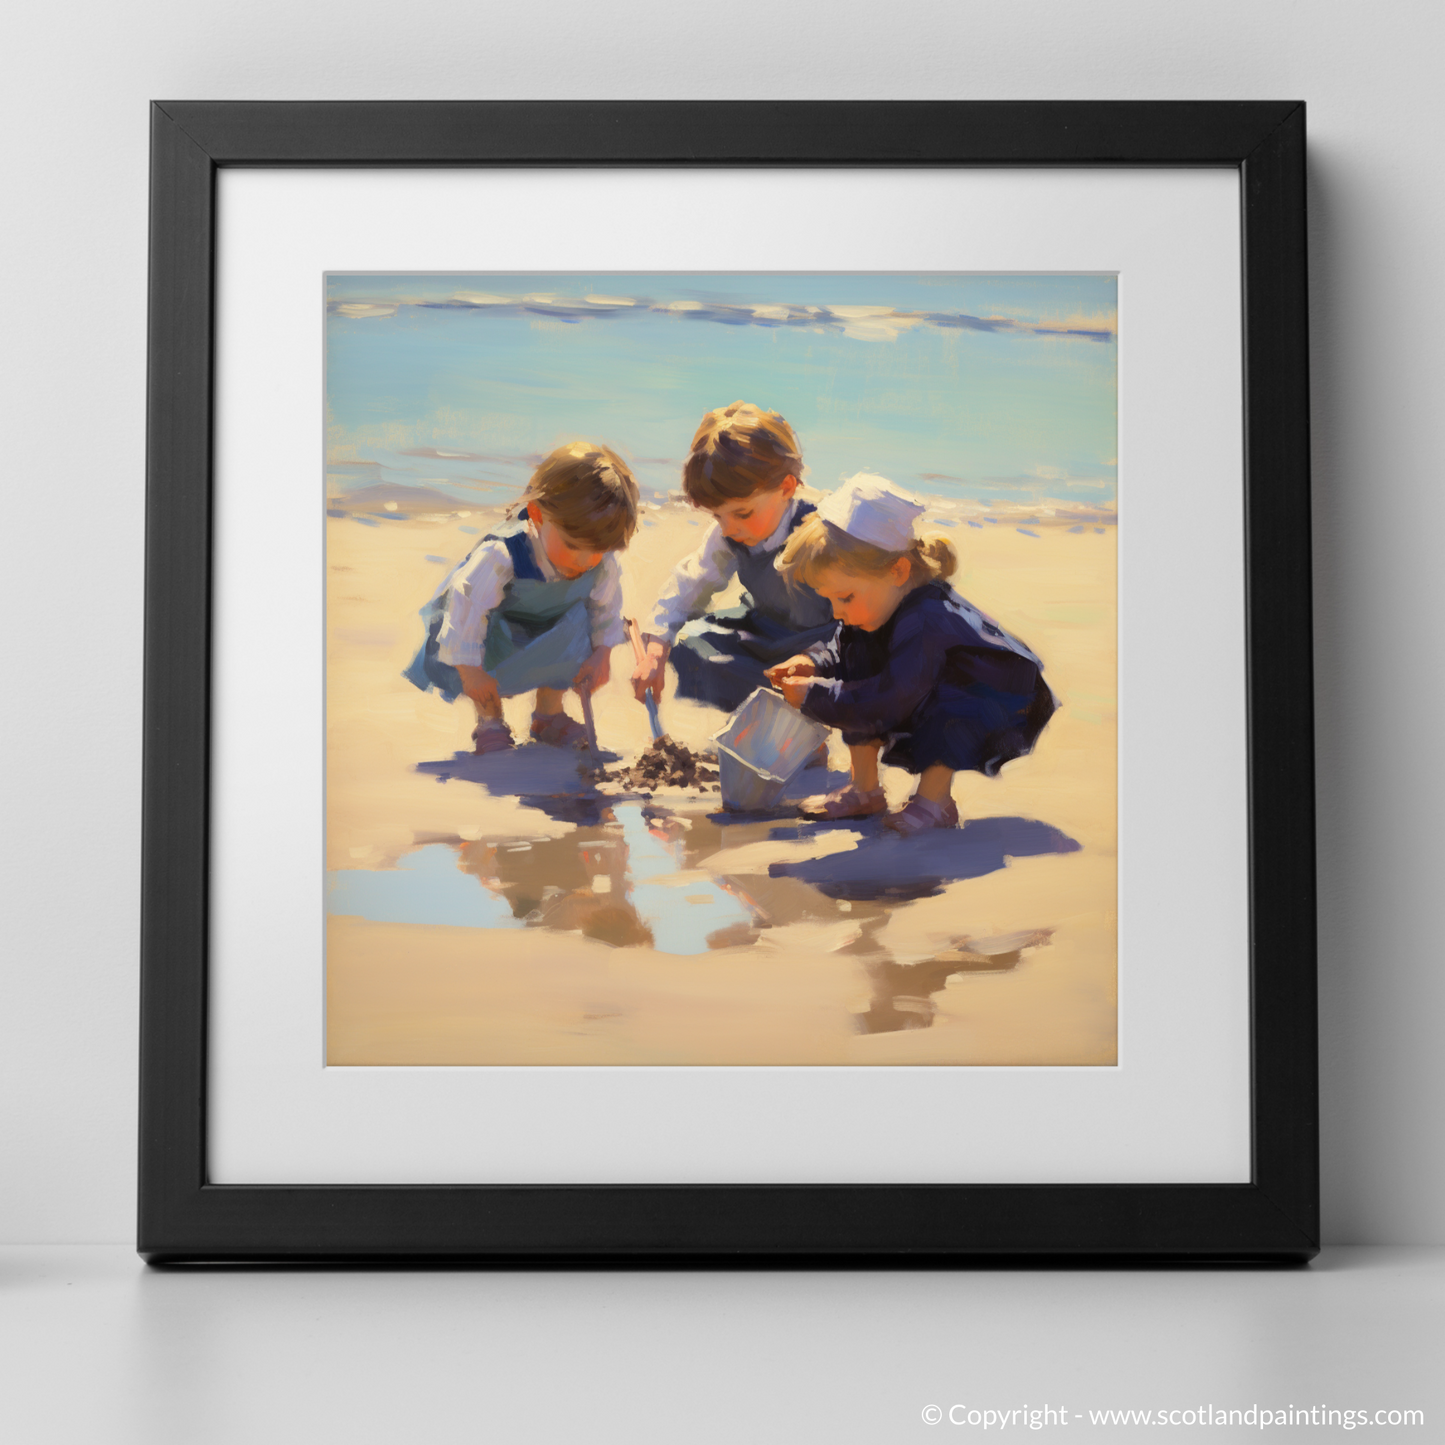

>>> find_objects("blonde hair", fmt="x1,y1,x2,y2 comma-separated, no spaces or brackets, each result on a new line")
516,442,639,551
681,401,802,508
777,512,957,591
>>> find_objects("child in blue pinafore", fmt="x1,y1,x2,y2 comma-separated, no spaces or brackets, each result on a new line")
768,475,1057,834
404,442,639,752
631,402,835,715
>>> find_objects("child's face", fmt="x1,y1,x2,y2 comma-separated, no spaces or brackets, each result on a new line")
707,476,798,548
809,560,914,632
528,502,605,578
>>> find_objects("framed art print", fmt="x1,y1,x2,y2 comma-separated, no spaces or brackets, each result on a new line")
141,102,1317,1261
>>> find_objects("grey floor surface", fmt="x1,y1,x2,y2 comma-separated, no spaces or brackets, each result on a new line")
0,1246,1439,1442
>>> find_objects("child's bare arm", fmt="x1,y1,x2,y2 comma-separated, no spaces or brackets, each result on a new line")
573,644,612,697
456,664,501,718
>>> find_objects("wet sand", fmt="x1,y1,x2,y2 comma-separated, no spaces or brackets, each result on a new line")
325,494,1117,1065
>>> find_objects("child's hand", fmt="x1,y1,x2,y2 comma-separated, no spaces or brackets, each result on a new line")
777,676,812,710
765,654,817,686
457,664,501,717
572,645,611,697
631,638,670,703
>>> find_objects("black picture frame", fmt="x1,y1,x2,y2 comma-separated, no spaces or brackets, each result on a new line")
140,100,1316,1264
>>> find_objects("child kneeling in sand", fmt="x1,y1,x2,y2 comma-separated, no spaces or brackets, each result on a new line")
631,401,834,714
404,442,638,753
767,475,1057,835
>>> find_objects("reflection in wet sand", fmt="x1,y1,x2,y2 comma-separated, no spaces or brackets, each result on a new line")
850,929,1053,1033
327,843,518,931
452,812,647,944
328,753,1074,1031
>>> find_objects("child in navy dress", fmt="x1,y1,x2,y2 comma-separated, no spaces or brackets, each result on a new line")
768,475,1056,834
404,442,639,752
631,401,834,714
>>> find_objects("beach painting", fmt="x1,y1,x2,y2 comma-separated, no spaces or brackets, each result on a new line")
325,273,1117,1065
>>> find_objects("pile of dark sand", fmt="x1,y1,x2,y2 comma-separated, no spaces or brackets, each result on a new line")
588,736,720,792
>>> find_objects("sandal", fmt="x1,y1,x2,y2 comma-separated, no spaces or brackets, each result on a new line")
883,795,960,835
530,711,588,749
799,785,887,820
471,718,515,755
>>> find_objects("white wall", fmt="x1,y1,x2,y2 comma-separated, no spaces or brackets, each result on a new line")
2,0,1440,1244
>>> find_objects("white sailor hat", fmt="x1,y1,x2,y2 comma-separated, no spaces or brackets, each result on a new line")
816,473,926,552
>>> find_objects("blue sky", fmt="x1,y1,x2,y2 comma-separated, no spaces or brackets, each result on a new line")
325,273,1116,507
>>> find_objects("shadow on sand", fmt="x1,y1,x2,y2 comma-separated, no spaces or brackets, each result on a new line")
766,815,1080,902
417,746,617,825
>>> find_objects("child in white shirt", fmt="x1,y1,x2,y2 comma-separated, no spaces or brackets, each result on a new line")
405,442,638,752
632,402,834,713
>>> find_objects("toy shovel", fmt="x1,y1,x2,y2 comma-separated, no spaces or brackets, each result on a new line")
625,617,667,742
578,686,601,761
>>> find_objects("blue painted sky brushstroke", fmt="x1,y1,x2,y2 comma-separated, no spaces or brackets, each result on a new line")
325,274,1116,508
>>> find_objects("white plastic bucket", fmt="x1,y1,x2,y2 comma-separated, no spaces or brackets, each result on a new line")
711,688,828,811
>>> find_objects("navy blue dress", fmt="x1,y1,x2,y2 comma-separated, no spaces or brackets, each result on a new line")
801,583,1057,777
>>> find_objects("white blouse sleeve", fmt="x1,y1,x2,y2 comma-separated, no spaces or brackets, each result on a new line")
645,522,739,644
435,539,513,667
586,552,627,650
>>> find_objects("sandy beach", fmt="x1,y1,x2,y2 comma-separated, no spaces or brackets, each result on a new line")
325,491,1116,1066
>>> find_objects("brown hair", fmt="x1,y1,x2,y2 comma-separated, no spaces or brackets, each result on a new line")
516,442,639,551
681,401,802,508
777,512,957,590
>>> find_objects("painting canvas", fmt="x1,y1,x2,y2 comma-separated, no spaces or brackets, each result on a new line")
324,272,1117,1066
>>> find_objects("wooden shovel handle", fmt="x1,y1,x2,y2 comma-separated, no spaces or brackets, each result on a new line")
625,617,648,667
